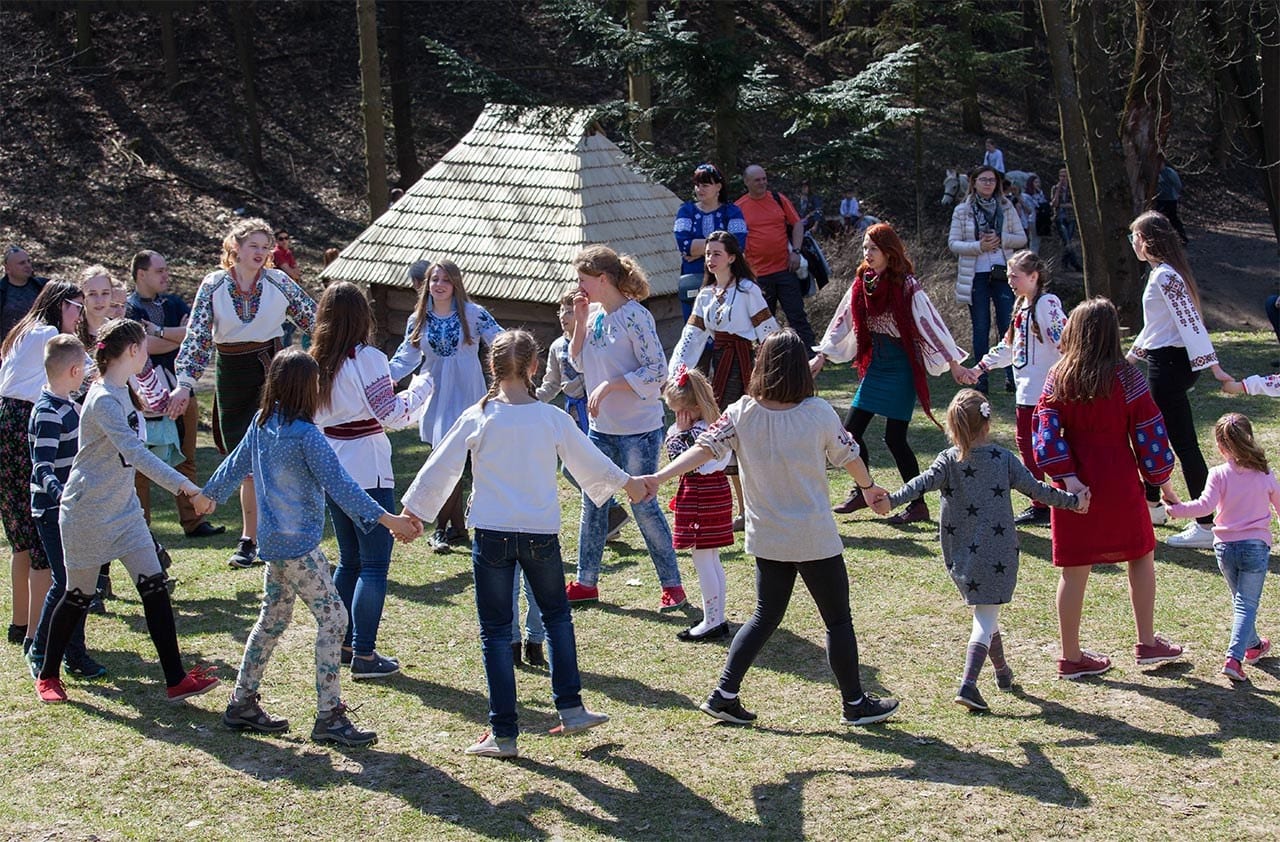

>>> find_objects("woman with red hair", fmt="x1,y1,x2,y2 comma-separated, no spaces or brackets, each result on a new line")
812,223,969,523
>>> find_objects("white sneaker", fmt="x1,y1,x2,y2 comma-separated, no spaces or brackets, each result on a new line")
1148,502,1168,526
1166,522,1214,549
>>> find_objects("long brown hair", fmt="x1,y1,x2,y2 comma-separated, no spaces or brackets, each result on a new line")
1131,210,1201,312
480,329,538,408
748,329,814,404
701,230,756,290
311,282,375,411
258,349,319,426
1214,413,1269,473
408,260,472,348
0,280,83,360
574,245,651,301
1050,297,1125,402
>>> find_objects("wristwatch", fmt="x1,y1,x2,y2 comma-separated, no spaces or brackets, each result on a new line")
152,324,164,338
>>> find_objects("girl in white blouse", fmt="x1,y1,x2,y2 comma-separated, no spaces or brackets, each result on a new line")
312,282,432,679
1126,211,1235,548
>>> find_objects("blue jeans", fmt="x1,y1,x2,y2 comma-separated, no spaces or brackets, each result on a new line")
968,271,1015,390
511,568,545,644
576,428,681,588
329,485,395,656
1215,539,1271,662
31,511,87,663
473,529,584,738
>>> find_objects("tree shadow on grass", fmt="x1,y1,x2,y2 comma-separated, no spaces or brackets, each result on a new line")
105,591,262,644
577,669,698,711
386,567,474,607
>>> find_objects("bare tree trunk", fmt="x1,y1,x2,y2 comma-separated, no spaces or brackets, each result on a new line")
1258,0,1280,243
912,1,924,234
229,3,263,179
157,1,179,89
711,0,739,171
383,0,423,185
1021,0,1041,128
958,5,984,134
627,0,653,145
1121,0,1175,215
74,1,94,66
358,0,389,222
1039,0,1108,300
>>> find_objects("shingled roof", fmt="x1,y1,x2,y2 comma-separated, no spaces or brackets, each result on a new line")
320,103,682,304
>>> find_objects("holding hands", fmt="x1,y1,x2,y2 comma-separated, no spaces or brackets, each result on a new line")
381,511,423,543
864,486,892,516
623,476,650,504
182,483,216,517
1073,487,1091,514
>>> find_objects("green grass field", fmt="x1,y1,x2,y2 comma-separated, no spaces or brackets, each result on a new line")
3,331,1278,840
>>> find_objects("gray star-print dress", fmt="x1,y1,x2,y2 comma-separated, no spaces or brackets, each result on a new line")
888,444,1078,605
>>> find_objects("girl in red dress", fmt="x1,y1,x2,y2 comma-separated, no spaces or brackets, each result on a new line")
663,366,733,642
1033,298,1185,679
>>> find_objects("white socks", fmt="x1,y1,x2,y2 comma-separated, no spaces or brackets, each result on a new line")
687,548,726,636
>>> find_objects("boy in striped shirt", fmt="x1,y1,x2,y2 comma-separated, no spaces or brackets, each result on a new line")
25,334,106,680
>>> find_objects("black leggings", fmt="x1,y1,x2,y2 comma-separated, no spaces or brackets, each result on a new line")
718,555,864,704
843,407,921,484
1143,347,1211,524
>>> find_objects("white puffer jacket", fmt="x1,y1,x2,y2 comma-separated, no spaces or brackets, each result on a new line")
948,197,1028,305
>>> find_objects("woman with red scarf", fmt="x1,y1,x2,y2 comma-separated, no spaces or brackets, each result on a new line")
812,223,969,523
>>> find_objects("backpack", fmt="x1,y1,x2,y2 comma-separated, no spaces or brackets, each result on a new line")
770,191,830,291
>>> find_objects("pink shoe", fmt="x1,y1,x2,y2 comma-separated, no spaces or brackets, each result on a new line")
1057,650,1112,680
659,585,687,612
1245,637,1272,665
166,665,219,702
565,581,599,605
1222,657,1247,682
1135,635,1184,666
36,677,68,703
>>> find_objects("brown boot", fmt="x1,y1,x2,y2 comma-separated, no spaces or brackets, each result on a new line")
887,499,929,524
832,488,868,514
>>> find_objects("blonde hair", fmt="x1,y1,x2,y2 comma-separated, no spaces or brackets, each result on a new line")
44,333,86,378
573,245,651,301
946,389,991,462
1003,250,1050,345
220,217,274,270
1214,413,1269,473
662,366,720,426
481,329,539,408
78,264,116,289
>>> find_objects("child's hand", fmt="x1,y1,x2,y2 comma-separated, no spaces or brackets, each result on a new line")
191,493,216,517
623,476,649,503
381,513,422,543
1073,487,1091,514
962,366,983,385
674,408,696,431
587,380,613,417
1160,482,1181,506
864,486,892,515
1221,379,1245,395
809,353,826,378
640,474,663,500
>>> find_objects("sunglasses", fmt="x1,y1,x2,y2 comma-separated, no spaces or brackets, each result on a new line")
276,235,290,242
66,300,85,313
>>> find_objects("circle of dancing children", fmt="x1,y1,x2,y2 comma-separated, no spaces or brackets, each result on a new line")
0,281,85,652
387,259,502,553
402,329,638,759
311,281,433,680
1032,298,1185,679
35,319,219,704
662,366,733,642
878,389,1087,711
564,245,685,611
668,229,779,528
1164,413,1279,681
813,222,968,524
644,329,899,727
202,349,420,746
965,250,1067,526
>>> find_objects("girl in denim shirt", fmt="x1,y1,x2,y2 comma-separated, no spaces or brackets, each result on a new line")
204,350,419,747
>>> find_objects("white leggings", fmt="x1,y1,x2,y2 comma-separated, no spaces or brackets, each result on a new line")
970,604,1001,646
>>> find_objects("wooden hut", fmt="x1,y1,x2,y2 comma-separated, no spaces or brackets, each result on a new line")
319,103,684,353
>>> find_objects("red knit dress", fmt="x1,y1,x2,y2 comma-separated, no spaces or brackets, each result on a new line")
1033,364,1175,566
666,420,734,550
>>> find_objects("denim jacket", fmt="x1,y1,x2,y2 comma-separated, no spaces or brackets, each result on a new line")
203,409,385,561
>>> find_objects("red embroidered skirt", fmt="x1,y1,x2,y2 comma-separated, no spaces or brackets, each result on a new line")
672,471,734,550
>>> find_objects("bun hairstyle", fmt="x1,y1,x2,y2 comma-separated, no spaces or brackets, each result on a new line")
573,245,651,301
258,348,320,427
481,329,539,408
311,282,375,410
946,388,991,462
1214,412,1269,474
220,217,274,271
663,365,721,425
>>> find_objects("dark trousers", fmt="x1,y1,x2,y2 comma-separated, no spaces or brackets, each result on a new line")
843,407,921,484
718,555,864,704
756,270,816,352
1143,347,1211,524
1265,295,1280,344
1154,199,1188,243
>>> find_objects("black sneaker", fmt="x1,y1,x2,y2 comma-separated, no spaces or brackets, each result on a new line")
350,651,400,680
445,527,470,546
227,537,258,569
840,694,899,726
312,703,377,747
429,529,451,553
223,692,290,733
524,641,546,667
605,506,630,541
340,647,353,666
995,667,1015,691
699,690,757,725
1014,506,1051,526
64,655,108,679
953,682,989,712
87,594,106,615
7,623,26,645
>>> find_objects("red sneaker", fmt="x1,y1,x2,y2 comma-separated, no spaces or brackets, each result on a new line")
565,581,599,605
167,665,220,702
659,585,687,612
1057,650,1112,680
36,677,68,703
1222,657,1247,682
1245,637,1272,665
1134,635,1184,666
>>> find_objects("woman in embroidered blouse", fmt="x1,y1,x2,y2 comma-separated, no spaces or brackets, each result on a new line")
170,218,317,569
564,245,685,611
812,222,969,524
387,260,501,552
673,163,748,321
1126,211,1234,549
312,282,432,678
669,230,778,525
